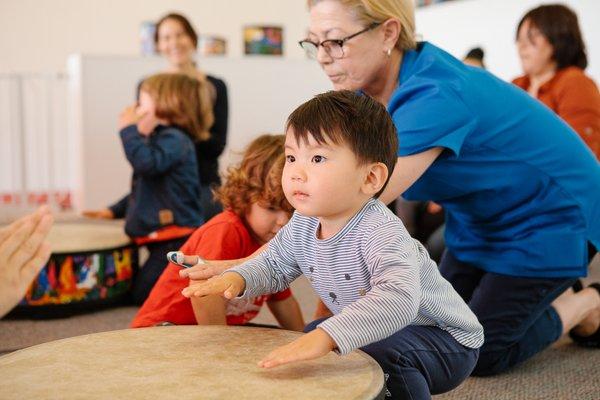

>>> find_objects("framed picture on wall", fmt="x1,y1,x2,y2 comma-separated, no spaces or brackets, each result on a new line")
198,36,227,56
243,26,283,56
140,21,156,56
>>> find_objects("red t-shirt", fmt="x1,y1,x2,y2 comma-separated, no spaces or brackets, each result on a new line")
130,210,291,328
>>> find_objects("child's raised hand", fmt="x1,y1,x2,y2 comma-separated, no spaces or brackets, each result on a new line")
118,104,146,131
181,272,245,299
179,259,239,280
258,328,336,369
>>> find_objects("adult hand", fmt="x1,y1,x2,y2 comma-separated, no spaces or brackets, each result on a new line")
0,206,54,317
258,328,336,369
179,258,241,280
82,208,114,219
181,272,246,299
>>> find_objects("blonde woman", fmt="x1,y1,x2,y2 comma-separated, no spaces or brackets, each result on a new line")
183,1,600,395
295,0,600,383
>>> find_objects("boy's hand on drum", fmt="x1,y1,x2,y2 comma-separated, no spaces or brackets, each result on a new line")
82,209,114,219
179,259,237,280
258,328,336,369
181,272,246,299
0,206,53,317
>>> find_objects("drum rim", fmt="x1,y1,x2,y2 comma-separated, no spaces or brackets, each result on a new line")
46,221,133,254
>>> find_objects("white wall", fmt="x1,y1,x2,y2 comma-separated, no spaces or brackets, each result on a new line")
1,0,599,82
69,55,331,210
0,0,309,74
416,0,600,82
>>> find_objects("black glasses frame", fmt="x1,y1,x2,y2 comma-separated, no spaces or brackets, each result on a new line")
298,22,381,59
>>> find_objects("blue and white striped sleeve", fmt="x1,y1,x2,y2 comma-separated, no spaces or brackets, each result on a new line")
228,215,303,299
318,221,421,355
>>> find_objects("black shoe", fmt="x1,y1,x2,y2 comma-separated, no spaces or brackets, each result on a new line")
569,283,600,348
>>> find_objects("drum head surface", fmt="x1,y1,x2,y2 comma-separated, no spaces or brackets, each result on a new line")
0,326,384,399
47,222,130,253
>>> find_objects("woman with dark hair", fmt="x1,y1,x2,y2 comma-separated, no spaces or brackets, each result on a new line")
154,13,229,220
513,4,600,159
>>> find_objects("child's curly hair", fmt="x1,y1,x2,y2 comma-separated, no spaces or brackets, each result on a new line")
214,134,293,217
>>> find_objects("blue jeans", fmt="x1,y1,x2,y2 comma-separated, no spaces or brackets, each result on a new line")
305,319,478,399
439,250,578,376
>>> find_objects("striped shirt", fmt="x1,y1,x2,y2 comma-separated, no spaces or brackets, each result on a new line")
231,198,484,355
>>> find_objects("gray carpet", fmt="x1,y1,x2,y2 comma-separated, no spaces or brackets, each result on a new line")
435,339,599,400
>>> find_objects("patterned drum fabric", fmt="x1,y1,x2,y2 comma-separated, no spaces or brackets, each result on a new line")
14,221,137,316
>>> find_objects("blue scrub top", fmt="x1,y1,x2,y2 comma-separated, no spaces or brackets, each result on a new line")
389,42,600,278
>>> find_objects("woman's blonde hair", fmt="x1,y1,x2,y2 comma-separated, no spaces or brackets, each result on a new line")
214,134,293,217
308,0,416,50
140,73,214,141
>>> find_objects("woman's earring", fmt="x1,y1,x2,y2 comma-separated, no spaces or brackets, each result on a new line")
386,48,392,57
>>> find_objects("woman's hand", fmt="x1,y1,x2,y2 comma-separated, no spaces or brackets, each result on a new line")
181,272,246,299
258,328,336,369
0,206,53,317
179,258,242,280
82,208,114,219
179,243,268,280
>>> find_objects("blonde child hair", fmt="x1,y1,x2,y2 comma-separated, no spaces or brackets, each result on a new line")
140,73,214,141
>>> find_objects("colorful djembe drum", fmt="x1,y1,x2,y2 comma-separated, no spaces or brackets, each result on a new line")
9,221,137,317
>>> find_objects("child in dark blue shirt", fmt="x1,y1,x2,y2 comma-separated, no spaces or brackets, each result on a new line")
84,73,211,304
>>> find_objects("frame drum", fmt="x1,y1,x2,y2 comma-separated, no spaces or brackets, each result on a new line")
0,326,385,399
9,221,136,317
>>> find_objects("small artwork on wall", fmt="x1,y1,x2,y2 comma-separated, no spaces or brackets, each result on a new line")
416,0,457,7
243,26,283,56
198,36,227,56
140,21,156,56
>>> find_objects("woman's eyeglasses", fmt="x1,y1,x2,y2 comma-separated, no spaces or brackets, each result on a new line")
298,23,381,59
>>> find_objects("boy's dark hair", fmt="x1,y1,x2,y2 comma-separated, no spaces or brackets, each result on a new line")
285,90,398,197
516,4,587,70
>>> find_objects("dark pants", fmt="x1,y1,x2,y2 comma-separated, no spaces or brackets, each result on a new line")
305,319,478,399
439,250,578,376
131,236,189,305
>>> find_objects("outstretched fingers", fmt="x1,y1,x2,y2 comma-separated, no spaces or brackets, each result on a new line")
8,213,54,270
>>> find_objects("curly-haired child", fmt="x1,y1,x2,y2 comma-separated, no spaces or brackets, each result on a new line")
130,134,305,330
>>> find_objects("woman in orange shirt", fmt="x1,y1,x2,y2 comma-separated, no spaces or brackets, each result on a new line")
513,4,600,160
